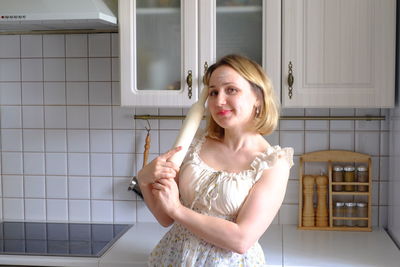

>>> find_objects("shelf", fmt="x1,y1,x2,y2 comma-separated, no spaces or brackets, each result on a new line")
298,150,372,232
331,192,369,196
300,150,370,162
216,6,262,13
137,7,180,15
135,6,262,15
298,226,371,231
333,217,368,220
331,182,369,185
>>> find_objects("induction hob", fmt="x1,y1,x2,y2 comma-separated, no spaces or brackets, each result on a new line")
0,222,133,257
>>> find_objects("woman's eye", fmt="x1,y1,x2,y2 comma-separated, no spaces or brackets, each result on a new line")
227,87,237,94
209,90,218,96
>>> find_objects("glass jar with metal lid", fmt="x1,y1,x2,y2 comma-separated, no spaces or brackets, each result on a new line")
333,202,345,226
332,165,344,192
356,165,368,192
356,202,368,227
344,166,355,191
345,202,357,226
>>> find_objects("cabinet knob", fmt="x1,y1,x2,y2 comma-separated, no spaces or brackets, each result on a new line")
288,61,294,99
186,70,192,99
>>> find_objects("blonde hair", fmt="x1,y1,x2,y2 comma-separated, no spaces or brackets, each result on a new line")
203,54,280,140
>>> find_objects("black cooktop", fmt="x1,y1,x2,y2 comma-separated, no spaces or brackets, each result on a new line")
0,222,133,257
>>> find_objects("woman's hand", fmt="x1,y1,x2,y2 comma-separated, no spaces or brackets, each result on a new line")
151,177,182,216
137,146,182,186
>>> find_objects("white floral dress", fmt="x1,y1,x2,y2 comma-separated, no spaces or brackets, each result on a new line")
148,133,294,267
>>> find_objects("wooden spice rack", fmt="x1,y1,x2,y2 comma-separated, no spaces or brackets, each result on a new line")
298,150,372,231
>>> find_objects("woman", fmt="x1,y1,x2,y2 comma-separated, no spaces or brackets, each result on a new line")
137,54,293,266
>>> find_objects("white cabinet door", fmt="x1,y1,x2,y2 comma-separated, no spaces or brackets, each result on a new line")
199,0,281,99
119,0,198,107
282,0,396,108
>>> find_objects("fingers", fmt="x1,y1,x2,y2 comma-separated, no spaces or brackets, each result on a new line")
156,177,174,186
156,162,178,178
152,178,175,191
159,146,182,160
163,161,180,173
153,152,180,180
158,171,176,180
142,147,181,184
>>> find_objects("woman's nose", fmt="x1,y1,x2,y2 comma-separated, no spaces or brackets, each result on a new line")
216,92,226,105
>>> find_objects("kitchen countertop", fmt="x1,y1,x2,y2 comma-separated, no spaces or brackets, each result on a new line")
0,223,399,267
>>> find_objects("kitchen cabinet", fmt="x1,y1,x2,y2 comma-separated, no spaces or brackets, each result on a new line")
119,0,198,107
282,0,396,108
119,0,281,107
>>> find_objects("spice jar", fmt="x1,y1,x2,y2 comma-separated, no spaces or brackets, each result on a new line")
344,166,355,191
332,165,344,192
356,202,368,227
333,202,345,226
345,202,357,227
357,165,369,192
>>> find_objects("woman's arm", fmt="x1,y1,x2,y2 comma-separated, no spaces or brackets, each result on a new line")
153,157,291,253
137,146,182,227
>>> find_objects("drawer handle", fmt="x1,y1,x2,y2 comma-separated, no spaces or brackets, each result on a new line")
204,61,208,74
186,70,192,99
288,61,294,99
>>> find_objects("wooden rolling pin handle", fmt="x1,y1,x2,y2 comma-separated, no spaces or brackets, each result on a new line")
167,86,208,167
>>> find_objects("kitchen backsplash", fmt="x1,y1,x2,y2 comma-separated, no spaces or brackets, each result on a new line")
0,33,390,226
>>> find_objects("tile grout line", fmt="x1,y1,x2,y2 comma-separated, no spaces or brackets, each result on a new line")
20,34,27,221
63,34,71,223
377,108,382,226
86,33,93,223
109,33,116,224
41,34,48,222
281,224,284,266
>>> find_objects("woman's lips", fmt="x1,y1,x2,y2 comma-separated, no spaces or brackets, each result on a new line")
217,110,231,116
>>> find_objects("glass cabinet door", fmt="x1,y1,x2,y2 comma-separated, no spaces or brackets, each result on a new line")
216,0,263,65
119,0,198,107
136,0,180,91
199,0,281,99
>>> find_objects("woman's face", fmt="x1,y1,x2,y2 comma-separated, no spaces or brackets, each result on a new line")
207,65,259,131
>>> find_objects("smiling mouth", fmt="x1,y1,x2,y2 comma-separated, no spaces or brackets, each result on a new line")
217,110,231,115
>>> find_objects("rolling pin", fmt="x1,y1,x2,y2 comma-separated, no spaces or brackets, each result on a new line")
128,87,208,198
168,86,208,166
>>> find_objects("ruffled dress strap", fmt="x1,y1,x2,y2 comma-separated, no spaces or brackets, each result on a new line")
191,130,206,154
251,146,294,182
182,129,206,163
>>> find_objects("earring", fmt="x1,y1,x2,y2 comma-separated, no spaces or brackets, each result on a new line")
255,107,260,117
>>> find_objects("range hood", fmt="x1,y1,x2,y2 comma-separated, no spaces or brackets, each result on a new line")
0,0,117,32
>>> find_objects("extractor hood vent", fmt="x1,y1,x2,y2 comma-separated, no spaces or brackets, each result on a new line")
0,0,117,32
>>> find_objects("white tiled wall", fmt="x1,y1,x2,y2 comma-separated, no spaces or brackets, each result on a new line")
0,33,390,227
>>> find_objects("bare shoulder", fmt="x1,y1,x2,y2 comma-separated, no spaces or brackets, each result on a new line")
257,155,292,187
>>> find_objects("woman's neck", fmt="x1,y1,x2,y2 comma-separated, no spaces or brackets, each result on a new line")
222,130,262,153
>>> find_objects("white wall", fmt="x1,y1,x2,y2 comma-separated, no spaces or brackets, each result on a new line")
0,33,391,226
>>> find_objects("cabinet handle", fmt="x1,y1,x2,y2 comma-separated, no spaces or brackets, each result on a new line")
186,70,193,99
288,61,294,99
204,61,209,74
